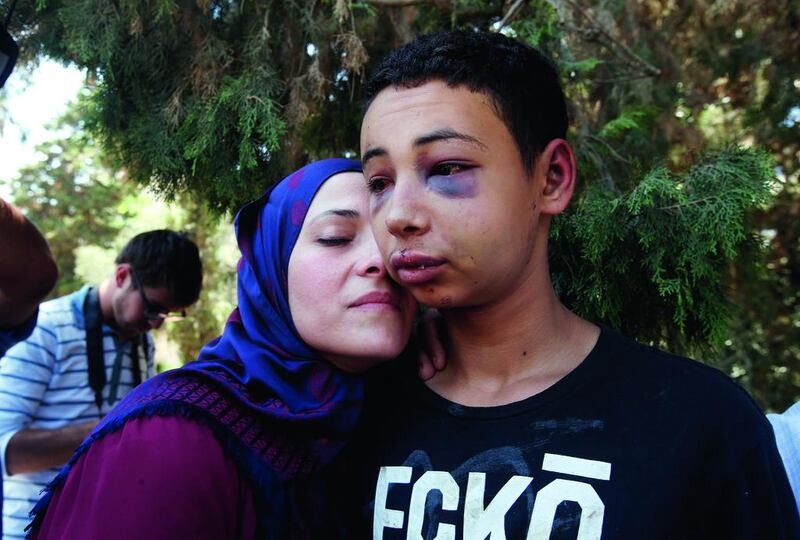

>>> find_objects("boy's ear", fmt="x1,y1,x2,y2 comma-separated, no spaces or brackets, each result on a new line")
537,139,577,216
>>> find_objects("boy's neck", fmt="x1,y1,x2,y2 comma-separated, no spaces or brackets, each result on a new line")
426,263,599,407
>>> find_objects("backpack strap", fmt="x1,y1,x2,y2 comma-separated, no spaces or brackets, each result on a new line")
130,334,148,388
83,287,106,411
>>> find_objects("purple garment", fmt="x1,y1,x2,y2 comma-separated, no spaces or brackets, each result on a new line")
29,416,257,540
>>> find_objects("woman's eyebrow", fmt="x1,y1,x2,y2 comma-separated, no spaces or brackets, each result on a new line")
309,209,360,222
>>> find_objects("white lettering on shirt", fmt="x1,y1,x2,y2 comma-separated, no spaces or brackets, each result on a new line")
372,453,612,539
374,466,413,539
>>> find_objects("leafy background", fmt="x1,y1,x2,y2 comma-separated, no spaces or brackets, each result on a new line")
1,0,797,410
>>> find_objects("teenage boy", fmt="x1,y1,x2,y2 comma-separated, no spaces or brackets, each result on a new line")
0,230,202,539
345,30,799,539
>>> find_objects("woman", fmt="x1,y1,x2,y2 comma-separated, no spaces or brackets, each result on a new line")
28,159,418,539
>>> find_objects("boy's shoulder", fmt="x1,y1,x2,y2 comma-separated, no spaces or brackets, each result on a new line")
597,327,768,433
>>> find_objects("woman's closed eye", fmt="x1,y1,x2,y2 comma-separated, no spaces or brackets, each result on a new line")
317,236,353,247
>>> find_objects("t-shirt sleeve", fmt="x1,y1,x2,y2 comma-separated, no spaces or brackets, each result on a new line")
708,407,800,539
29,415,257,540
0,321,55,476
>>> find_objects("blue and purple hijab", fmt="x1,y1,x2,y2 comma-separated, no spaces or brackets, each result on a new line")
29,159,364,536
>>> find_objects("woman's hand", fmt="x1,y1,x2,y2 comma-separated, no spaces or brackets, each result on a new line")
417,309,447,381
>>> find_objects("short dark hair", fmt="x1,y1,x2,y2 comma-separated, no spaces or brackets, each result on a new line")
115,230,203,306
363,30,568,172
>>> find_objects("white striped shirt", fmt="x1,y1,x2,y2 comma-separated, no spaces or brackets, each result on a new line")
769,403,800,516
0,286,155,539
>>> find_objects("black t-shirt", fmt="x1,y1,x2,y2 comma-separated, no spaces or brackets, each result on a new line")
332,328,799,539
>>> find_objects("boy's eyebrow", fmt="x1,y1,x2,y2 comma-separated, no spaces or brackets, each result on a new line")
413,128,488,150
361,147,387,166
361,128,488,167
309,209,359,223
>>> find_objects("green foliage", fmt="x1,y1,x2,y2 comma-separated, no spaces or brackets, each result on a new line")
553,145,777,354
6,0,798,409
563,57,603,76
9,101,137,296
598,107,657,140
162,196,238,365
176,70,286,211
511,0,560,48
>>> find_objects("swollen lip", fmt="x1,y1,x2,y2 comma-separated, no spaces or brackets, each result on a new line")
391,253,447,285
396,265,445,284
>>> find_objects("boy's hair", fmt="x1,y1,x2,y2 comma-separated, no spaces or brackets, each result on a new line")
364,30,568,172
115,229,203,306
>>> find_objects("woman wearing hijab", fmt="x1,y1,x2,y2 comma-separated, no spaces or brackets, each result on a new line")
28,159,418,539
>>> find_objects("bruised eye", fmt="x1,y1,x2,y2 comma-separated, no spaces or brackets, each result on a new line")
317,237,352,247
366,176,390,194
430,162,472,176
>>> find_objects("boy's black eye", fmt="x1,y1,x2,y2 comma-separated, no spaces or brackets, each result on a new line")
431,163,469,176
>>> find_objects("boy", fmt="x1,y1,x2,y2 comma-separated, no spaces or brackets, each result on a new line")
346,30,798,539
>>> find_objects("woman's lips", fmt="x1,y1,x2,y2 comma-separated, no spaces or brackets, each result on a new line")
349,291,401,310
390,252,447,285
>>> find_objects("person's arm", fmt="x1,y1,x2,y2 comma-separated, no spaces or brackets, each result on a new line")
0,197,58,328
5,422,97,475
769,403,800,514
721,438,800,538
0,325,92,476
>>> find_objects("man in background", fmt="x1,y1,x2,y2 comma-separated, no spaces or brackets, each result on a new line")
0,229,202,539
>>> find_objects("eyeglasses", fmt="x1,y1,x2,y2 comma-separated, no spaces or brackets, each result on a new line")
130,269,186,321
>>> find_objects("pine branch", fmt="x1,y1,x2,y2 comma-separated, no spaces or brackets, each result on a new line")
587,134,631,164
495,0,526,31
548,0,661,78
365,0,444,6
657,196,720,212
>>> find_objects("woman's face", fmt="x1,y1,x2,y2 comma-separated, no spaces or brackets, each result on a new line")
288,171,417,373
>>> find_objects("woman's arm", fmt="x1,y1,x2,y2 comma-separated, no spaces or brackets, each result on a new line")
29,416,257,540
